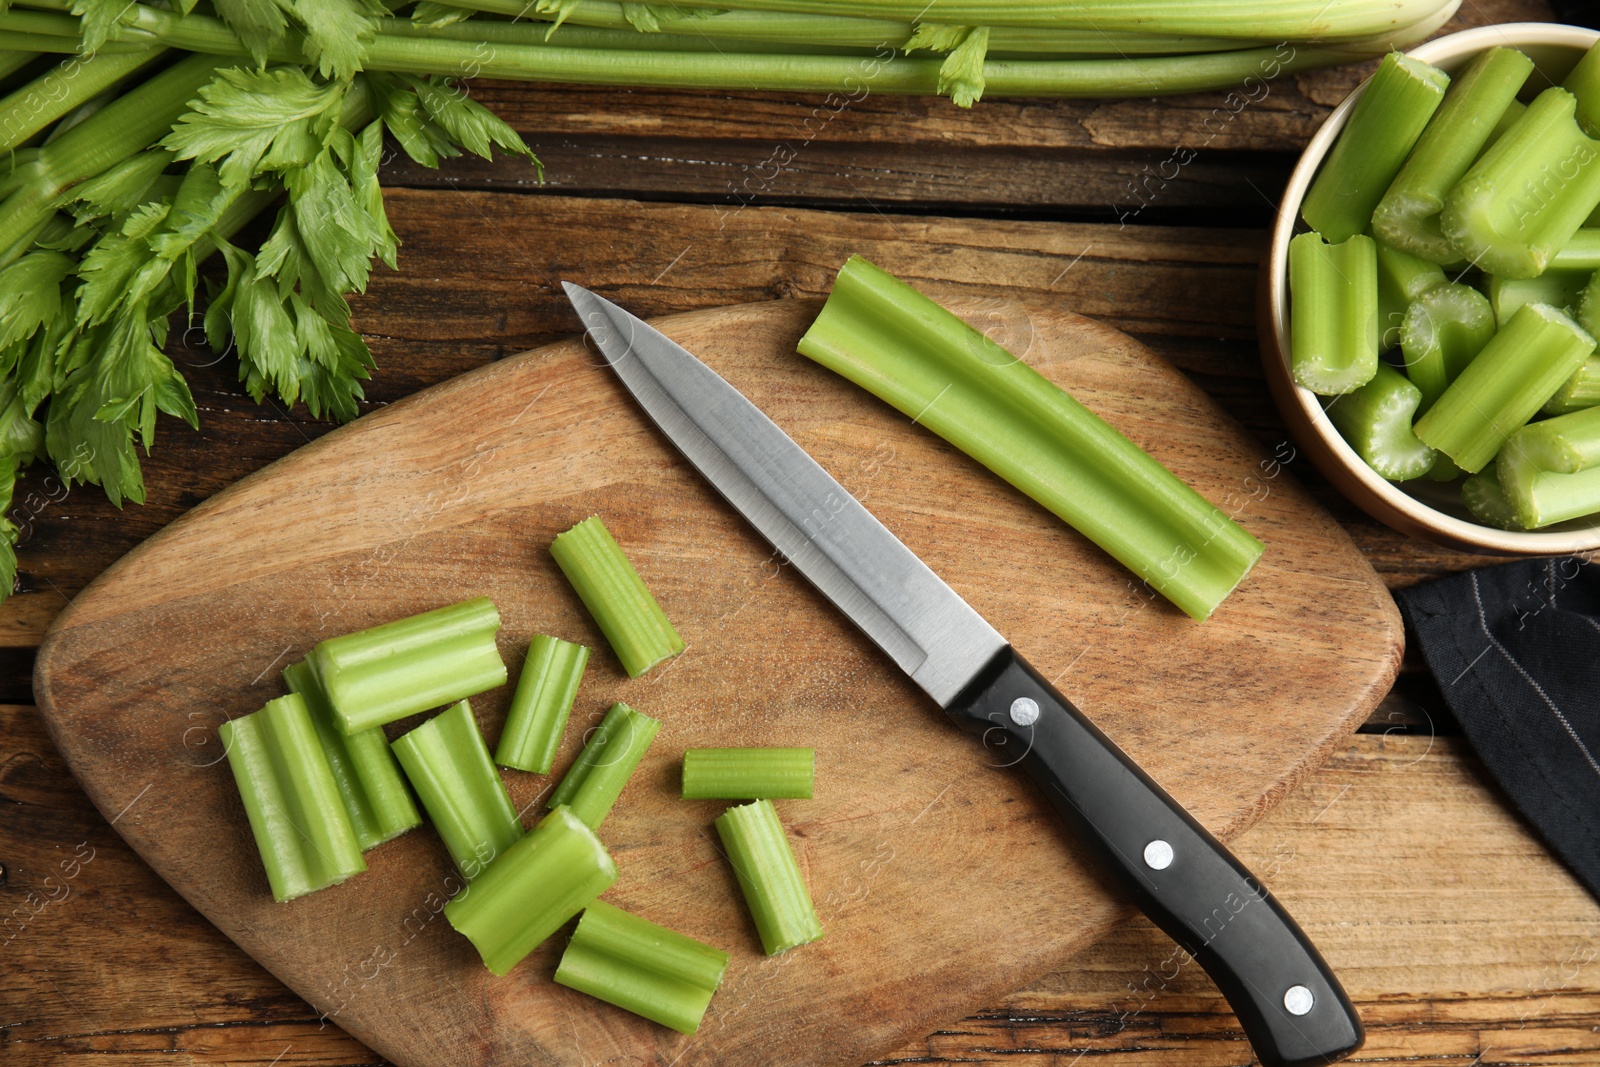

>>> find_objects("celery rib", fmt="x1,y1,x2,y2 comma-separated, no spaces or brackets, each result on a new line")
1301,52,1448,245
682,748,814,800
799,255,1262,622
548,702,660,830
555,900,730,1034
445,805,617,976
1497,406,1600,528
309,596,507,734
1545,357,1600,416
0,49,168,155
1399,282,1495,412
1488,270,1590,326
392,700,523,879
1289,231,1379,396
220,694,366,902
715,799,822,955
1462,465,1526,530
1326,364,1436,482
551,517,683,678
285,660,421,851
495,635,590,774
1414,303,1597,473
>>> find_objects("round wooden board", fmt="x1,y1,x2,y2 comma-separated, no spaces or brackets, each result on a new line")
34,296,1401,1067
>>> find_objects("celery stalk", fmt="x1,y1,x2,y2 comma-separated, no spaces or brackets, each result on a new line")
1552,229,1600,271
1289,231,1379,395
547,702,660,830
392,700,523,879
1487,270,1590,325
495,635,590,774
0,49,167,154
308,596,507,734
1301,52,1448,244
219,694,366,902
1398,282,1495,411
1441,88,1600,279
682,748,814,800
1376,241,1446,350
1486,98,1526,151
798,254,1262,621
1326,363,1437,481
445,805,616,976
551,517,684,678
555,900,730,1034
1414,303,1597,472
1497,406,1600,528
284,660,421,851
1565,39,1600,139
715,799,822,955
1462,465,1525,530
1372,46,1532,263
1545,358,1600,416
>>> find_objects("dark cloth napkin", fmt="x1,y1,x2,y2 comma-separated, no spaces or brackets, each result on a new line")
1395,559,1600,902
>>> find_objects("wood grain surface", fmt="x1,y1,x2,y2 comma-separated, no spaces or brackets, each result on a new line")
33,299,1397,1066
7,0,1599,1062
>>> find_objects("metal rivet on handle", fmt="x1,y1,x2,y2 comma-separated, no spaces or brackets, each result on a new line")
1283,985,1314,1016
1142,839,1174,870
1009,697,1040,726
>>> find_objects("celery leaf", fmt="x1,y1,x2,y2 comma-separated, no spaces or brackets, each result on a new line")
408,75,537,165
212,0,290,67
0,253,72,350
163,66,347,189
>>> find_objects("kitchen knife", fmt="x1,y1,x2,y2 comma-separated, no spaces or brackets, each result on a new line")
562,282,1364,1067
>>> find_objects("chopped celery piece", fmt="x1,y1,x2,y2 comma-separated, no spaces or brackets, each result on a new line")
1376,241,1446,350
1373,46,1533,263
1565,38,1600,138
1487,270,1590,325
1326,363,1437,481
392,700,523,879
555,900,730,1034
1462,465,1526,530
220,694,366,902
445,805,616,977
1414,303,1596,472
1301,52,1449,244
1484,98,1527,151
682,748,815,800
1441,88,1600,279
495,635,590,774
1398,282,1495,411
551,517,684,678
1551,229,1600,270
285,660,420,851
1580,269,1600,338
547,702,660,829
715,799,822,956
1497,406,1600,528
1545,357,1600,415
1289,231,1379,395
799,255,1263,622
309,596,507,734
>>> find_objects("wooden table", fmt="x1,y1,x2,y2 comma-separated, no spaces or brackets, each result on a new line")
7,2,1600,1063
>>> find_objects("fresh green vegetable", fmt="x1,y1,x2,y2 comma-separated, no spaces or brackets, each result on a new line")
1497,405,1600,528
1442,88,1600,279
1326,363,1436,481
799,254,1262,621
1487,271,1590,325
1372,46,1532,263
547,702,660,830
219,693,366,902
308,596,507,734
1376,241,1446,350
445,804,616,976
1462,465,1524,530
1301,52,1448,245
1289,231,1379,395
1565,38,1600,139
1545,357,1600,416
1414,302,1596,472
715,799,822,955
554,900,730,1034
284,659,420,851
496,635,590,774
1399,282,1495,412
1551,229,1600,270
392,699,523,879
0,49,168,154
682,747,815,800
551,517,684,678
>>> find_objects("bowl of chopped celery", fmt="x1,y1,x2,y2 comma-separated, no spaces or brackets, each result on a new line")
1263,22,1600,553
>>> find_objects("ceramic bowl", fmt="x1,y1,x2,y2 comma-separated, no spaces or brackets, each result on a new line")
1260,22,1600,553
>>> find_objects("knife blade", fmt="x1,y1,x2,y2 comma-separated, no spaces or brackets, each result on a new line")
562,282,1363,1067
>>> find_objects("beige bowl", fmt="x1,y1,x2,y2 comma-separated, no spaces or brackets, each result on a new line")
1261,22,1600,554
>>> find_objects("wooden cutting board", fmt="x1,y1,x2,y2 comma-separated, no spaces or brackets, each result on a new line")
34,295,1401,1067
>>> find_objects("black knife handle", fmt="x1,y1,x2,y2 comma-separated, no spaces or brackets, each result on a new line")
946,646,1363,1067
